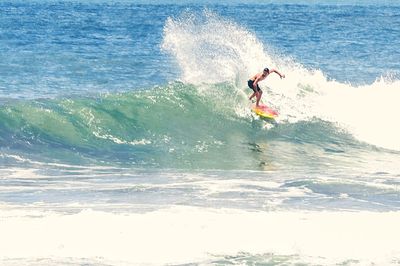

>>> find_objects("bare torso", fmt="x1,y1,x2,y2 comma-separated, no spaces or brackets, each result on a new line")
250,72,269,82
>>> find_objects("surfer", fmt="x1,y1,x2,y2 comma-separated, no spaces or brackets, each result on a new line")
248,67,285,107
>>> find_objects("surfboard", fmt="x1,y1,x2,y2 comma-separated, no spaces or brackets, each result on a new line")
251,104,278,119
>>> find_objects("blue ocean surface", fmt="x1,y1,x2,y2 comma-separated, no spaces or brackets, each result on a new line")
1,1,400,265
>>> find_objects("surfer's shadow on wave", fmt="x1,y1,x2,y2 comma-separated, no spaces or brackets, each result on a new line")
246,142,263,153
243,142,278,170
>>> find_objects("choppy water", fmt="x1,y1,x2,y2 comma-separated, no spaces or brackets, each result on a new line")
1,1,400,265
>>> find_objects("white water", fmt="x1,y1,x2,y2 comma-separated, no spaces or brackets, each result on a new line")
1,206,400,265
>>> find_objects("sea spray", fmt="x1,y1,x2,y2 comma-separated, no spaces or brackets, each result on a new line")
162,9,272,85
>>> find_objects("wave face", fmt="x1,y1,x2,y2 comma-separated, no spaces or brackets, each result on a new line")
0,82,251,168
0,81,391,170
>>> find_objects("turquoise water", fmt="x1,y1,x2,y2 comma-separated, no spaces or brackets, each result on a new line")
1,1,400,265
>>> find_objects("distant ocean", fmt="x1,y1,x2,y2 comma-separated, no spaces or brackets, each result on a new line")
1,1,400,265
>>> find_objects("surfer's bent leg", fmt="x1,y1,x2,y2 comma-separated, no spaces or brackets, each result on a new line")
256,89,263,107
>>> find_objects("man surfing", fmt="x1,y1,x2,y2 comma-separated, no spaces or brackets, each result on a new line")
248,67,285,107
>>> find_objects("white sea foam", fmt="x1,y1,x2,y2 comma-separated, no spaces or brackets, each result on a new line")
93,130,152,145
0,206,399,265
317,78,400,151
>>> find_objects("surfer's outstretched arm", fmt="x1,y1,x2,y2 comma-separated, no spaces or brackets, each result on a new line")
270,69,285,79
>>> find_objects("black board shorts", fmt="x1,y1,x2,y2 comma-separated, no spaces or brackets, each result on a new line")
248,79,261,92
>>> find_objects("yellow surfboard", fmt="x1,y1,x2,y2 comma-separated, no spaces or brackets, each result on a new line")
251,104,278,119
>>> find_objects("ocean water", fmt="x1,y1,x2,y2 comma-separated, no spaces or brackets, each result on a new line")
1,1,400,265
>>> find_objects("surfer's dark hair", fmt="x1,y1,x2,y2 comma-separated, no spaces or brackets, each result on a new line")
263,67,269,73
